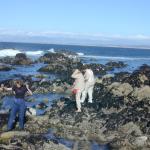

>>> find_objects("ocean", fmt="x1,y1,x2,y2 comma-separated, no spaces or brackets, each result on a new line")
0,42,150,80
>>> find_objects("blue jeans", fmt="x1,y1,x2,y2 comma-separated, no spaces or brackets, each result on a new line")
7,98,26,130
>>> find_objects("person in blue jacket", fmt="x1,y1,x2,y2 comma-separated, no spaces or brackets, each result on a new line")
3,80,32,131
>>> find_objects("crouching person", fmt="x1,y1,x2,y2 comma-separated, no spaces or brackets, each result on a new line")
3,80,32,131
71,69,85,112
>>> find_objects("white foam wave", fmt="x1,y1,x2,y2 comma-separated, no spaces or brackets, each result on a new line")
77,52,84,56
80,55,150,60
0,49,21,57
48,48,55,53
25,50,44,56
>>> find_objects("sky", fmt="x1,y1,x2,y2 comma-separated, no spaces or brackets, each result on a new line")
0,0,150,46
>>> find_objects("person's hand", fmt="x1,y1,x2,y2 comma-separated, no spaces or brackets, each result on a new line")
0,84,4,91
25,84,29,89
1,84,4,88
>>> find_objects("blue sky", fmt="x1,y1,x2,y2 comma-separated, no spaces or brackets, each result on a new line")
0,0,150,46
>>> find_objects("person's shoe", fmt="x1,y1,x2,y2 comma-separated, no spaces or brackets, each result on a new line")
18,128,25,131
80,100,84,103
4,129,12,132
75,109,81,112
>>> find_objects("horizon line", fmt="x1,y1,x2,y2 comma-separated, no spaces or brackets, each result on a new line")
1,41,150,50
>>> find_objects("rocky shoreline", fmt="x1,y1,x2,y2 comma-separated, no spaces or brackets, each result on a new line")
0,51,150,149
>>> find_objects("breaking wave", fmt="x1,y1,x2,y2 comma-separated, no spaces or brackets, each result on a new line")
47,48,55,53
0,49,21,57
0,49,44,57
77,52,84,56
25,50,44,56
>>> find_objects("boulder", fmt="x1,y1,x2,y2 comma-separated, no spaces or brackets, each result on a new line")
124,64,150,87
132,136,148,147
0,64,13,71
107,82,133,97
38,63,67,74
105,61,127,69
0,56,14,64
13,53,33,65
0,131,30,141
132,86,150,100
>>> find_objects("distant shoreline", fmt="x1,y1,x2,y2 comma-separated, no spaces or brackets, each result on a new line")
0,41,150,50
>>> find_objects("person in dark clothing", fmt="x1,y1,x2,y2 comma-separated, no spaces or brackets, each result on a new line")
2,80,32,131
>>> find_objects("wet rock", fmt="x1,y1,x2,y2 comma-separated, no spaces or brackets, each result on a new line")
39,52,69,64
56,49,78,57
38,52,83,80
38,63,68,74
113,72,131,82
0,53,33,65
0,56,14,64
124,64,150,87
105,61,127,70
0,64,13,71
13,53,33,65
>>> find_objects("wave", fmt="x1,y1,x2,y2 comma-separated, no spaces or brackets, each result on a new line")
0,49,44,57
25,50,44,56
47,48,55,53
77,52,84,56
80,55,150,60
0,49,21,57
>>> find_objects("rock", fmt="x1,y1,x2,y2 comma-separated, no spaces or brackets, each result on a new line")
124,64,150,87
96,74,114,84
0,64,13,71
132,136,148,147
0,131,30,141
39,52,69,64
38,52,83,80
56,49,78,57
0,53,33,65
38,63,68,74
113,72,131,82
13,53,33,65
132,86,150,100
107,82,133,97
0,56,14,64
119,122,142,136
43,142,70,150
105,61,127,69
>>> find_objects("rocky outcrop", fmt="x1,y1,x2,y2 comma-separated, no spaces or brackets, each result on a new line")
39,52,68,64
132,86,150,100
13,53,33,65
124,64,150,87
0,64,13,71
38,63,68,74
105,61,127,69
0,56,14,64
0,53,33,65
107,82,133,97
